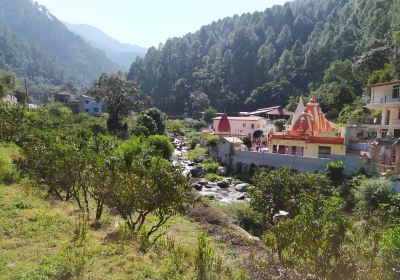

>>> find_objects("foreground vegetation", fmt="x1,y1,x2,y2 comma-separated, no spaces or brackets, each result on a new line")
1,97,399,279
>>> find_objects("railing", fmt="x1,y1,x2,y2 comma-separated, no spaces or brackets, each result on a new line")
371,96,400,104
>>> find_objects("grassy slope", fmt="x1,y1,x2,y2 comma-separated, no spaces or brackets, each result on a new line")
0,144,252,279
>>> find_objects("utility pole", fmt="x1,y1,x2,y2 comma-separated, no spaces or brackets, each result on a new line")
24,78,28,105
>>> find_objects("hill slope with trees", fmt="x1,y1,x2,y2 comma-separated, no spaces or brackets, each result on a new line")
0,0,119,85
128,0,400,116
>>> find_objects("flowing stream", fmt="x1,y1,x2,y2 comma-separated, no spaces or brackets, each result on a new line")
172,138,250,203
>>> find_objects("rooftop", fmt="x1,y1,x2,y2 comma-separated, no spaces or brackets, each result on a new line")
213,116,264,121
367,80,400,88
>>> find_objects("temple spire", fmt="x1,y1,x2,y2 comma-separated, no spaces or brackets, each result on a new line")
291,95,305,128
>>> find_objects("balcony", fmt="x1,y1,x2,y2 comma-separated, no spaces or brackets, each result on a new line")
369,96,400,107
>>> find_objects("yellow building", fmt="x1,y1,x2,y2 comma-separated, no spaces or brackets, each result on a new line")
269,98,345,158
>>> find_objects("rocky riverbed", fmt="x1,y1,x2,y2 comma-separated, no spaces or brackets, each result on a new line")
172,138,251,203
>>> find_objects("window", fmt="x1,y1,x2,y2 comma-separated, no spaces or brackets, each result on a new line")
243,123,246,128
85,100,90,104
394,129,400,139
398,109,400,120
272,145,278,153
291,146,297,155
382,129,388,139
94,108,99,112
85,109,90,112
251,124,255,129
393,86,400,99
318,146,332,158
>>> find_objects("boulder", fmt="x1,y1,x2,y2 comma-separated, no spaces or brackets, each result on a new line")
235,183,250,192
198,179,208,186
217,179,230,188
191,183,203,191
237,195,246,200
187,161,196,167
190,166,204,178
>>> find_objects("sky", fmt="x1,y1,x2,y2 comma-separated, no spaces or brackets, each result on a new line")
36,0,289,48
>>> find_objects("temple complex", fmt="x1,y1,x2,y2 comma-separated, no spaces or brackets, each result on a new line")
268,98,345,158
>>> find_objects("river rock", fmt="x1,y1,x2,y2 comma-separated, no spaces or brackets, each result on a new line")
187,161,196,166
235,183,250,192
217,179,230,188
198,179,208,186
191,183,203,191
190,166,204,178
237,195,246,200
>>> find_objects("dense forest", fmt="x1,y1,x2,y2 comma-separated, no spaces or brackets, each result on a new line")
128,0,400,116
0,0,118,85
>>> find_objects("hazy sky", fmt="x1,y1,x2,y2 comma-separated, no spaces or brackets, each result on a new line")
36,0,289,48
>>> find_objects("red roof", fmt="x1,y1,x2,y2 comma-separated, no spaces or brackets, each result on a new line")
217,113,231,133
367,80,400,88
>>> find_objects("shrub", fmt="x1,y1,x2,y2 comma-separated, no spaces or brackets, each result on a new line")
326,161,345,187
205,173,222,182
354,178,397,216
187,145,207,163
219,203,269,237
147,135,174,159
273,119,286,132
203,108,217,124
0,144,19,184
201,161,219,173
242,137,252,149
205,134,219,147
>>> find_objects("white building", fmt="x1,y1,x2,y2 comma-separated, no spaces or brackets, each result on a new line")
212,114,269,141
368,80,400,138
79,95,104,116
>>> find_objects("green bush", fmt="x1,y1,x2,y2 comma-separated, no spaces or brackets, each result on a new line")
201,161,219,173
353,178,397,216
242,137,251,149
0,144,19,184
147,135,174,159
205,173,223,182
205,134,219,147
187,145,207,163
219,203,269,237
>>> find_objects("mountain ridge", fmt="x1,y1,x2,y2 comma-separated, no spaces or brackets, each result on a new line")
64,22,147,71
0,0,119,84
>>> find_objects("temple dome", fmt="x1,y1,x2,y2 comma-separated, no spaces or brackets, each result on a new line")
217,113,231,133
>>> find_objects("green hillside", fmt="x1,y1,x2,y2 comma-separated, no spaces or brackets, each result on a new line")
128,0,400,116
0,0,119,85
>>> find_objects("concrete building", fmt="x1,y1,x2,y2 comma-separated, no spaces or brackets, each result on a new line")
367,80,400,138
79,95,104,116
269,98,345,158
54,91,71,104
351,80,400,173
53,92,104,116
212,114,270,141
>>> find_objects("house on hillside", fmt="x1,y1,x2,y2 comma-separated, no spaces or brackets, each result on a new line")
346,80,400,173
212,114,271,141
53,91,105,116
79,95,104,116
268,98,345,158
54,91,71,104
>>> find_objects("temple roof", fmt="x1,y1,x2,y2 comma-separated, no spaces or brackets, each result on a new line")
217,113,231,133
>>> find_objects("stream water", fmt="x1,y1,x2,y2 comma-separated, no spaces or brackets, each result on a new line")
172,138,250,204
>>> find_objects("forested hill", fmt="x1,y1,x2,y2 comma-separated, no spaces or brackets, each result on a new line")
65,23,147,72
128,0,400,116
0,0,119,85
